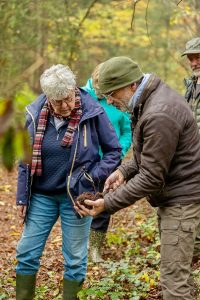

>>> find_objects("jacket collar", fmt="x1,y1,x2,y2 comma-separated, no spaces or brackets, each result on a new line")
134,74,161,108
131,74,161,122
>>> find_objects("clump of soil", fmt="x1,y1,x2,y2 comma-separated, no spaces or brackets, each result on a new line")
76,192,104,209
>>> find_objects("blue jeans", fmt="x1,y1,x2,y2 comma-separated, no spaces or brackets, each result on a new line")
16,193,92,282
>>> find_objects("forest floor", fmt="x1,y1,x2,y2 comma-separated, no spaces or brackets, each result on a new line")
0,166,199,300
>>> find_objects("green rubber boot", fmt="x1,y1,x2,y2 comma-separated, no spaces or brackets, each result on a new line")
16,274,36,300
63,279,83,300
89,229,106,263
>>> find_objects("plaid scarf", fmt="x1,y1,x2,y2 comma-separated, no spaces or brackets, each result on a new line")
31,88,82,176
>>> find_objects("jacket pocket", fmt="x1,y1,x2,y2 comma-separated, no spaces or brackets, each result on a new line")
80,172,96,192
161,219,180,230
181,221,195,233
160,219,179,262
179,221,196,262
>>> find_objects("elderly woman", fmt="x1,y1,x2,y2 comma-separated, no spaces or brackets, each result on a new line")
16,64,121,300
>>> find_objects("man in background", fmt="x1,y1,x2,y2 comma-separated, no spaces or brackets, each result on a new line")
181,37,200,262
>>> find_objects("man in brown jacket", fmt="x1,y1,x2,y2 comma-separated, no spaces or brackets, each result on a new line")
75,57,200,300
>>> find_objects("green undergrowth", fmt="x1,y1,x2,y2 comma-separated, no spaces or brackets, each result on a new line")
1,206,199,299
79,213,161,300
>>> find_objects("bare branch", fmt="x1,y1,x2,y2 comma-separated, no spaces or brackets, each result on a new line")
76,0,99,35
131,0,142,31
66,0,99,64
177,0,183,5
145,0,152,45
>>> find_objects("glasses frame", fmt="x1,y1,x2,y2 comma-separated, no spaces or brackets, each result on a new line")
102,91,131,112
102,91,114,99
48,92,75,107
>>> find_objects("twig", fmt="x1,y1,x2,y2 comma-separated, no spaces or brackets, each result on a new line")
145,0,152,45
131,0,141,31
177,0,183,5
76,0,99,35
67,0,99,64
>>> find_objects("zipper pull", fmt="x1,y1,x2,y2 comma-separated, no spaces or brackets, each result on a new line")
83,124,87,147
57,129,60,140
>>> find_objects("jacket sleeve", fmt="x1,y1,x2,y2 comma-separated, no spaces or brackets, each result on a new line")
91,112,122,183
184,77,193,102
16,162,31,205
118,112,132,158
16,113,33,206
104,113,180,214
118,155,138,180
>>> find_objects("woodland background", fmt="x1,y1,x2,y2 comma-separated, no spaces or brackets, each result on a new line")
0,0,200,299
0,0,200,165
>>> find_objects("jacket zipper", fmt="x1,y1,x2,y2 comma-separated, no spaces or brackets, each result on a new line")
67,126,81,210
56,129,60,140
23,108,36,223
83,124,87,147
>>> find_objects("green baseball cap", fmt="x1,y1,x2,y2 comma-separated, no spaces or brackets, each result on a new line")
181,37,200,56
98,56,143,94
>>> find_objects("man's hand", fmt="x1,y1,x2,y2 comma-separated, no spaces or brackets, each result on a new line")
74,198,105,217
17,205,27,219
104,169,125,192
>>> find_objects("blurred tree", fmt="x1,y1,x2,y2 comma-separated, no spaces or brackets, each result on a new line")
0,0,200,170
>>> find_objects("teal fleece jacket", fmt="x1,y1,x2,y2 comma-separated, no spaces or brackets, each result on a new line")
82,78,132,158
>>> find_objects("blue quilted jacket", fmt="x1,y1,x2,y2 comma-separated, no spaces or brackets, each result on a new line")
16,88,121,206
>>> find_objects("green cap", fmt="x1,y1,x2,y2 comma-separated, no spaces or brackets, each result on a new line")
98,56,143,94
181,37,200,56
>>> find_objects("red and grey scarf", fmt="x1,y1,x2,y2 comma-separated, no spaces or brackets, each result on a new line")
31,88,82,176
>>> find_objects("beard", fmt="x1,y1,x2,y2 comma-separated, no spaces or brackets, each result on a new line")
193,69,200,77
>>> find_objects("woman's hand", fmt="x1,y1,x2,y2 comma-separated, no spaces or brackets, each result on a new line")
74,198,105,217
17,205,27,219
104,169,125,192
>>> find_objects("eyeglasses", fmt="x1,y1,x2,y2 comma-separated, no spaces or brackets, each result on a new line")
49,94,74,106
102,92,131,112
102,91,114,99
102,92,125,103
102,92,125,104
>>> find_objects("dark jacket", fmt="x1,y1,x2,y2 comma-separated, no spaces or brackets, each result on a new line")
184,76,200,132
104,74,200,214
16,88,121,206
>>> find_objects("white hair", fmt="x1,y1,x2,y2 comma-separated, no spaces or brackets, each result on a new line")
40,64,76,100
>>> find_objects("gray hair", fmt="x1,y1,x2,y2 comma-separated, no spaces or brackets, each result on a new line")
40,64,76,100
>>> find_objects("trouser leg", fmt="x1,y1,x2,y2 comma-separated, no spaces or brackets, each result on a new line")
16,193,59,274
193,222,200,261
91,211,111,232
91,182,110,233
59,194,92,282
158,203,200,300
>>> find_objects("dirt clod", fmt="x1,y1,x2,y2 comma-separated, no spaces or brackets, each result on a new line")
76,192,104,209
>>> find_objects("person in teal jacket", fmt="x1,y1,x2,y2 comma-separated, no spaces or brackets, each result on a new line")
83,78,132,158
82,71,132,263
